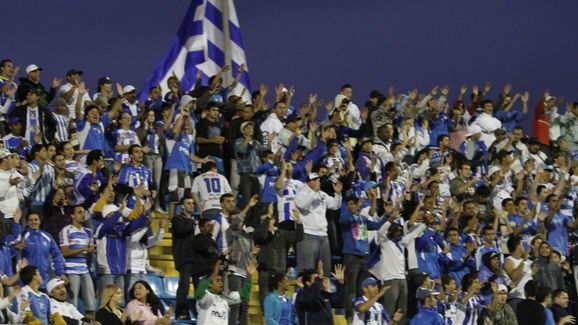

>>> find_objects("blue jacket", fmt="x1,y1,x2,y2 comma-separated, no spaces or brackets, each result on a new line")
22,228,65,287
284,137,327,182
94,211,147,275
440,243,475,285
264,290,297,325
410,306,445,325
415,228,444,279
340,210,385,256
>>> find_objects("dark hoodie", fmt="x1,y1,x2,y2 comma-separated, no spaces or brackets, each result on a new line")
534,241,565,291
296,277,345,325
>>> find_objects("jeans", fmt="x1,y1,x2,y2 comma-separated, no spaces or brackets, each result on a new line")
343,254,370,318
68,273,96,312
175,263,201,317
381,278,408,322
296,234,331,276
238,174,260,226
144,154,163,207
258,271,272,312
97,274,125,305
228,273,249,325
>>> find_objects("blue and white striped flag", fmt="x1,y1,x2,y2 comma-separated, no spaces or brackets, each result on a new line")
139,0,251,101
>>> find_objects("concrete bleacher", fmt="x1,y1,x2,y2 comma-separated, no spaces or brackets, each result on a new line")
148,221,347,325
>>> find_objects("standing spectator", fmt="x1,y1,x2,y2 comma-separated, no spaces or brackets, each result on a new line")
260,101,287,152
192,161,232,219
544,193,578,257
15,265,66,325
197,102,226,173
172,195,199,320
118,144,156,213
264,273,296,325
11,88,56,145
295,173,342,276
550,289,574,325
352,277,402,325
340,195,385,320
22,213,67,288
516,280,546,325
409,289,444,325
3,117,30,157
75,104,107,154
58,68,90,120
137,109,166,211
73,149,106,205
59,205,96,314
27,146,56,218
254,209,304,308
234,120,266,217
121,85,141,130
16,64,61,107
42,187,71,243
113,112,141,164
478,284,518,325
125,218,166,294
213,193,257,255
504,236,533,310
470,99,502,148
295,263,346,325
93,76,113,101
534,241,565,291
0,59,19,118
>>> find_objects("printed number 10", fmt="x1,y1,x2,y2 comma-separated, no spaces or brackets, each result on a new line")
204,178,221,193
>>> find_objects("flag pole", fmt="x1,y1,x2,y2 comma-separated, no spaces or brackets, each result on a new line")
221,0,233,86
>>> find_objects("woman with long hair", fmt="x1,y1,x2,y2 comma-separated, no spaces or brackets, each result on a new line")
95,284,140,325
126,280,172,325
533,241,565,291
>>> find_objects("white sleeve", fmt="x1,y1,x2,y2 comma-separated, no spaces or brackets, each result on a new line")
191,176,201,193
146,228,165,249
324,192,342,211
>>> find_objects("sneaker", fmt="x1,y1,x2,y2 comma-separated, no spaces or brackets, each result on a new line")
155,207,167,214
146,264,163,274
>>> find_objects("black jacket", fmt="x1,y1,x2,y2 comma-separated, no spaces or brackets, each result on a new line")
254,218,304,274
171,213,197,270
10,105,56,144
296,277,345,325
17,77,56,107
190,232,219,276
516,298,546,325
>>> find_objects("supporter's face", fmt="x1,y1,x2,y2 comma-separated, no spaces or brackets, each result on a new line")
53,188,65,205
362,142,372,153
496,291,508,304
130,146,144,163
503,201,515,214
35,270,43,286
87,108,100,124
279,276,290,291
560,139,570,151
275,103,287,118
221,197,235,212
308,178,320,192
182,199,195,213
482,103,494,114
447,231,460,245
554,292,569,308
242,107,254,119
548,196,560,210
210,275,224,293
10,154,20,169
424,198,434,211
133,282,149,301
208,107,219,119
126,92,136,102
37,148,47,161
511,129,523,142
47,146,56,160
318,167,328,177
51,284,67,301
120,113,132,128
551,253,561,265
363,284,378,298
539,243,551,257
490,257,500,270
328,144,338,155
516,200,528,214
112,288,123,305
149,87,160,99
101,83,112,93
72,207,85,223
483,229,495,242
27,214,41,230
529,143,540,154
324,127,336,140
28,70,40,82
440,137,450,148
341,87,352,99
452,109,463,120
286,162,294,175
146,111,155,123
55,104,67,114
445,279,456,293
459,165,472,178
1,61,13,76
346,200,359,214
10,122,22,136
201,221,214,235
26,92,39,104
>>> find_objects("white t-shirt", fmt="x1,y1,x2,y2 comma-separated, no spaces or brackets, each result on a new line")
191,171,232,211
58,83,91,120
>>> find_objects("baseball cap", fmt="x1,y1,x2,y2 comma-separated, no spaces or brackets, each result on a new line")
307,173,320,181
46,278,65,293
25,64,42,74
545,95,556,102
66,69,83,76
240,121,255,131
488,165,502,177
285,114,301,124
363,181,379,192
527,137,541,145
361,277,379,289
123,85,136,94
416,288,440,300
8,117,21,125
98,77,112,86
0,149,11,159
497,284,508,293
494,128,507,136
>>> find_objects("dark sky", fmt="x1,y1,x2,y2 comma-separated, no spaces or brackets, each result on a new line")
3,0,578,132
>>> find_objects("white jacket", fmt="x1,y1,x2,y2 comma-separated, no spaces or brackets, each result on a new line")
295,185,341,236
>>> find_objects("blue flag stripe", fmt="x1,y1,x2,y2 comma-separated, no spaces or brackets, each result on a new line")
207,40,225,67
205,1,224,31
180,50,206,91
231,61,251,90
229,21,244,48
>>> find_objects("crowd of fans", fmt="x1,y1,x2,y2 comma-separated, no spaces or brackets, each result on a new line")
0,58,576,325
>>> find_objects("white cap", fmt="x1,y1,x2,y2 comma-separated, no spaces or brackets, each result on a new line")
488,165,502,177
101,204,119,218
307,173,320,181
25,64,42,74
123,85,136,94
0,149,11,159
465,124,482,137
180,95,195,109
545,95,556,102
497,284,508,292
46,278,65,293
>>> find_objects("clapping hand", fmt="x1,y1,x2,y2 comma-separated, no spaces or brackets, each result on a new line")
331,264,345,284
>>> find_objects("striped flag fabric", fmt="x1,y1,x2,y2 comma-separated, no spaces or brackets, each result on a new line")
139,0,251,102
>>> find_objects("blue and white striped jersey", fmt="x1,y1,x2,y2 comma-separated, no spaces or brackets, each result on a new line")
59,225,93,275
27,161,54,203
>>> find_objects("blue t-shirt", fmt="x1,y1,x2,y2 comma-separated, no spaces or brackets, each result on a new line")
278,295,293,325
546,212,573,256
77,119,105,151
164,131,196,173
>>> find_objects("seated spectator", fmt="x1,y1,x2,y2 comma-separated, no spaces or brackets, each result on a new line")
409,289,444,325
95,284,140,325
46,277,94,324
478,284,518,324
126,280,172,325
15,265,66,325
352,277,402,325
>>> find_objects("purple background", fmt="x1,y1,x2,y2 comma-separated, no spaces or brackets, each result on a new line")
3,0,578,132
